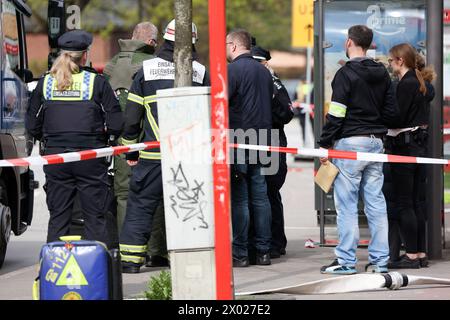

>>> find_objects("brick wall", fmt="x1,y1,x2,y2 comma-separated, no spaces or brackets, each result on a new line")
26,33,115,73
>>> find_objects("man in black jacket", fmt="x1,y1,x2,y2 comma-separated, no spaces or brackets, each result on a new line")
318,25,399,275
251,45,294,258
227,29,273,267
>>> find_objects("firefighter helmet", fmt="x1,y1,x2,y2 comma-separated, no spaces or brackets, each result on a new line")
163,19,198,44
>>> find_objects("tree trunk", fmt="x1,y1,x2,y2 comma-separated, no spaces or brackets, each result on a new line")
174,0,193,87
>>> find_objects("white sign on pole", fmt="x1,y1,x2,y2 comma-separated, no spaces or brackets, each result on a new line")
157,87,215,251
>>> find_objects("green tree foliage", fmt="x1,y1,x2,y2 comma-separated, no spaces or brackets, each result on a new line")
27,0,292,62
225,0,292,50
141,0,292,64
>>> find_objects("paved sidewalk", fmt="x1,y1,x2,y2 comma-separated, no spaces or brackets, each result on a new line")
120,228,450,300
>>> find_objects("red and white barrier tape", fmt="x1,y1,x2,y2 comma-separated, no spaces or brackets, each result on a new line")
444,128,450,135
1,141,450,167
0,141,160,167
231,143,450,165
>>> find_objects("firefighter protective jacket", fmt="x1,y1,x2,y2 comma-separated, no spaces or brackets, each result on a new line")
122,41,210,161
26,67,123,148
318,57,399,149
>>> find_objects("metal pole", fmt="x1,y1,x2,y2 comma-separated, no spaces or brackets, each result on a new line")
208,0,234,300
305,46,313,147
314,0,326,246
426,0,444,259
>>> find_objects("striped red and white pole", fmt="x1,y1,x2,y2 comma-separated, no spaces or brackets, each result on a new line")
0,141,160,167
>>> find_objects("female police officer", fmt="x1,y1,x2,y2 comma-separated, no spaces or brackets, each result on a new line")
26,30,123,248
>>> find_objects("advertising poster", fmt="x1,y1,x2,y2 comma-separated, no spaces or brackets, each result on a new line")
323,1,426,115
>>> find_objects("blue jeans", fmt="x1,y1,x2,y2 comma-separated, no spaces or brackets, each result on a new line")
332,136,389,267
231,164,272,259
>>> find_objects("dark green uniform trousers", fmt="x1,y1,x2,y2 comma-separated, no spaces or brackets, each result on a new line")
114,154,167,259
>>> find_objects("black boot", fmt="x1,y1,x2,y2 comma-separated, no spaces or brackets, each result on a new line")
146,255,169,268
387,254,420,269
122,264,141,274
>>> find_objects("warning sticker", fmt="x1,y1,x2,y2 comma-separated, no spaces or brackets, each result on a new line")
56,255,89,286
62,291,83,300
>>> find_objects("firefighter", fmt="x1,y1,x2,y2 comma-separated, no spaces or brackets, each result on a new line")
103,22,169,267
119,19,210,273
251,45,294,258
26,30,123,248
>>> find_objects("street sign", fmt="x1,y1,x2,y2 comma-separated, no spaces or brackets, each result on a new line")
292,0,314,48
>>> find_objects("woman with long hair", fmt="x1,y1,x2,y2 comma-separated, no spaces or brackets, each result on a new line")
26,30,123,248
386,43,435,269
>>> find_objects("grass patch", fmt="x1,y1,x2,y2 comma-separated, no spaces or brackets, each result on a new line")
144,270,172,300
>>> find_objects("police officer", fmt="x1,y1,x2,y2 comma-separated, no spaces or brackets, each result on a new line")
251,45,294,258
119,19,210,273
103,22,169,267
26,30,123,248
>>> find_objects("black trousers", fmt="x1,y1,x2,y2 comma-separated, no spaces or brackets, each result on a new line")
119,160,163,267
249,130,288,254
382,161,403,261
266,153,288,253
388,134,427,254
43,147,112,247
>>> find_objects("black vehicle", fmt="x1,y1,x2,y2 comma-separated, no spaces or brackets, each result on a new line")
0,0,37,268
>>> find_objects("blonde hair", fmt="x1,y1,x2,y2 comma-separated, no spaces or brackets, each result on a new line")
416,53,436,83
50,50,85,90
389,43,427,95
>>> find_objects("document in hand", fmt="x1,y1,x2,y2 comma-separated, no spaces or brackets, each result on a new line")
314,161,339,193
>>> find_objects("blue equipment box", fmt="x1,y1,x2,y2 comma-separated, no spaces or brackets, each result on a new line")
34,236,121,300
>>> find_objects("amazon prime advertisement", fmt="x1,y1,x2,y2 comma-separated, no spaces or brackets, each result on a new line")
322,0,426,116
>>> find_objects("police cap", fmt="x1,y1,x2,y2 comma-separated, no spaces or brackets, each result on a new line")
251,46,271,62
58,30,93,52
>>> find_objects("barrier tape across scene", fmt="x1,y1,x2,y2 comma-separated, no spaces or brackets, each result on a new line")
1,140,450,167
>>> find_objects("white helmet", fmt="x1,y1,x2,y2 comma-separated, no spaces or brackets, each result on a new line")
163,19,198,44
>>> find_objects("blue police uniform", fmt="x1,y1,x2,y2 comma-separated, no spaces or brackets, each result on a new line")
26,30,123,248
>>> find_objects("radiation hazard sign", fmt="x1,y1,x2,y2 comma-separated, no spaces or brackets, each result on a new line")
56,255,88,286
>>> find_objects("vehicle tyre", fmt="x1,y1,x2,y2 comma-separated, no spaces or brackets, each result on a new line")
0,203,11,268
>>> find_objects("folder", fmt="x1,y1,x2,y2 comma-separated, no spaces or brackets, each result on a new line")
314,160,339,193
